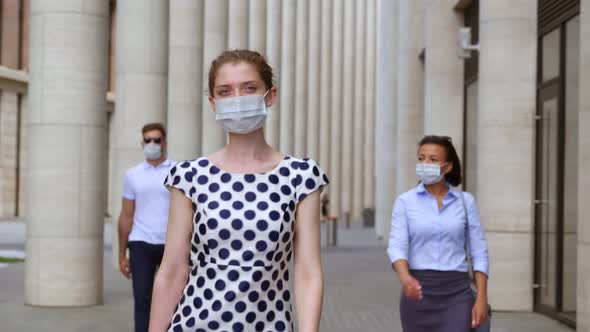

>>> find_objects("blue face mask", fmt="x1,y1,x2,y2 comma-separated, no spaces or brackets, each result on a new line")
416,162,447,185
214,90,270,134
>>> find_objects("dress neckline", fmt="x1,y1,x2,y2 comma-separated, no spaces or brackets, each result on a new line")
203,155,290,176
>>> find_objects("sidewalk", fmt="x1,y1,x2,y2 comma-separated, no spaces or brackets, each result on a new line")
0,220,575,332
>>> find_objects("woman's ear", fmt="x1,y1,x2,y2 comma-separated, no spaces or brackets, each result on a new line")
443,162,454,175
266,86,278,107
208,95,216,113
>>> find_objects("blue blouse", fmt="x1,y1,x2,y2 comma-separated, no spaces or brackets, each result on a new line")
387,183,489,276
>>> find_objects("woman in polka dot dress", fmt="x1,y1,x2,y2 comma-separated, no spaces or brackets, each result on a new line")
149,49,329,332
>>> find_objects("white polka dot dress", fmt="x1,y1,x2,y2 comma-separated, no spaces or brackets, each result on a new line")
163,155,329,332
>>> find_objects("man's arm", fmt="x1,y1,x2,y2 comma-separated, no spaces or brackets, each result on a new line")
118,198,135,279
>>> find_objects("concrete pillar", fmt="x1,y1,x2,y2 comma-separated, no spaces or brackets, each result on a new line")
396,0,425,195
329,0,344,217
477,0,537,311
340,0,355,216
375,0,397,239
423,0,464,159
319,0,333,170
306,0,321,161
352,0,366,218
293,0,308,157
249,0,266,53
26,0,109,306
228,0,249,49
363,0,377,213
202,0,228,155
279,0,296,155
265,0,281,148
167,0,203,161
578,1,590,328
1,0,21,69
110,0,169,267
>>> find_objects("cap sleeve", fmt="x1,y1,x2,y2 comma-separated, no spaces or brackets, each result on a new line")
163,160,197,201
295,158,329,204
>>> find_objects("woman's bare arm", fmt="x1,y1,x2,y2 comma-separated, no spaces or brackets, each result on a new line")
148,189,193,332
293,191,324,332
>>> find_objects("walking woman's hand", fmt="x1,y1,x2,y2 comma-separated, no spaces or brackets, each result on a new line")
401,275,423,300
471,298,488,328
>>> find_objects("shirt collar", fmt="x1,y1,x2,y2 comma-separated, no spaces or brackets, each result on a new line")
143,158,171,169
415,181,459,197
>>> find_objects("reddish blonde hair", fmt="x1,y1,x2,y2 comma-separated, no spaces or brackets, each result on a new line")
208,49,275,97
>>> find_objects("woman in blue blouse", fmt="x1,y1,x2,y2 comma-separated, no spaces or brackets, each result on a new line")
387,135,489,332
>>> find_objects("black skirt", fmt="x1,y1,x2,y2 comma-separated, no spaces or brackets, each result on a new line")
400,270,474,332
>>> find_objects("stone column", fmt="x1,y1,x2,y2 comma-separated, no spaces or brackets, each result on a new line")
352,0,366,218
396,0,424,195
167,0,203,161
329,0,344,217
202,0,228,155
249,0,266,53
228,0,249,49
306,0,321,160
110,0,169,267
423,0,464,158
293,0,308,157
363,0,377,216
578,1,590,328
340,0,355,216
26,0,109,306
477,0,537,311
375,0,397,240
265,0,281,148
279,0,296,155
319,0,333,170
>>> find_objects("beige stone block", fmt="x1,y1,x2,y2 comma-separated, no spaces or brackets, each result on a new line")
111,74,168,147
487,231,533,311
579,111,590,243
25,236,103,306
26,125,80,237
476,129,534,232
479,20,536,78
562,233,577,312
479,0,537,22
577,242,590,331
115,0,168,75
78,125,107,237
31,0,108,16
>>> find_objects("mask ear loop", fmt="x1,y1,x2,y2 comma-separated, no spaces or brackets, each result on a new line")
263,89,271,107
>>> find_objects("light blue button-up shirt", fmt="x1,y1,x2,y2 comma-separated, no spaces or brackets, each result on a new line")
387,183,489,276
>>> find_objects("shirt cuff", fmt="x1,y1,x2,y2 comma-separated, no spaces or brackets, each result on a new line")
387,249,408,265
473,262,489,277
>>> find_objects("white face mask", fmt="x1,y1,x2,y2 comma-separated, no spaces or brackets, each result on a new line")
214,90,269,134
144,143,162,160
416,163,447,185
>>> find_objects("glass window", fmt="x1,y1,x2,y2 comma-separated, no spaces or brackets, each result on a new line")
542,29,560,82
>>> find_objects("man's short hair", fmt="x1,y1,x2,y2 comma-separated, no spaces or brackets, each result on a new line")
142,123,167,138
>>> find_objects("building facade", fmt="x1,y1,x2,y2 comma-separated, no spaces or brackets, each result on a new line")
375,0,589,329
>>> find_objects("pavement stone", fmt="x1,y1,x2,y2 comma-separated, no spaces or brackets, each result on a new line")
0,221,576,331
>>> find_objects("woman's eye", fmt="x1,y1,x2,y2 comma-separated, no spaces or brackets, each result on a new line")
245,86,258,93
217,90,230,96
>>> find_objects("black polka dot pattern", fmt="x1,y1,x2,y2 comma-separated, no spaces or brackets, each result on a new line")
163,156,329,331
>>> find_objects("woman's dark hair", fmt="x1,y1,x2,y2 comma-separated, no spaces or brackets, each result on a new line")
418,135,462,187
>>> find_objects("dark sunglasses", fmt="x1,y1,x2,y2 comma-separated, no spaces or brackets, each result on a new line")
143,137,162,144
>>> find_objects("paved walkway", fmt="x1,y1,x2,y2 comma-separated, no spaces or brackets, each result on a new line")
0,220,575,331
